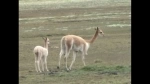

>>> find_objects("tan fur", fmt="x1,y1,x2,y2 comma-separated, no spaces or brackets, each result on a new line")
58,27,104,71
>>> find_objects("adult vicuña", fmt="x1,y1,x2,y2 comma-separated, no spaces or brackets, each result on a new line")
57,27,104,71
33,37,50,73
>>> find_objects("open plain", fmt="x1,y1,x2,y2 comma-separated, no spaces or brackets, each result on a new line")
19,0,131,84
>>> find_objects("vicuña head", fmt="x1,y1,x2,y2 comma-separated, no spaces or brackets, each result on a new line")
42,37,50,48
96,27,104,37
87,27,104,43
57,27,104,71
33,37,50,73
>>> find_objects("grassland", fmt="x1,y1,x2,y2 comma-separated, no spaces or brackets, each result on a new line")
19,0,131,84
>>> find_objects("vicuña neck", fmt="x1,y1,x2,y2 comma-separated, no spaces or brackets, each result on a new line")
86,30,98,44
44,42,48,50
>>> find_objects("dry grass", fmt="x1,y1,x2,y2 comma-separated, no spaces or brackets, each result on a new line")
19,0,131,84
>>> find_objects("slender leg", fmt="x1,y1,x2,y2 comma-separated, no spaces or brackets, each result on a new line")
37,55,42,73
41,57,44,72
58,51,63,69
45,56,49,72
65,48,72,71
65,53,69,71
37,60,41,72
69,51,76,70
35,61,38,72
35,55,38,72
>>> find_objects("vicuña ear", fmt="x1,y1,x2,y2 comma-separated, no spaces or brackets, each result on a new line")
95,28,97,30
95,27,99,30
46,37,48,40
97,27,99,30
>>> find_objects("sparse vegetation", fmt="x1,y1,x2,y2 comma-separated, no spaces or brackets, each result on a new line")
19,0,131,84
81,65,131,75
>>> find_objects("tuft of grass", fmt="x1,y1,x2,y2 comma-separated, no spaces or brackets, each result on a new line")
81,65,131,75
94,59,103,63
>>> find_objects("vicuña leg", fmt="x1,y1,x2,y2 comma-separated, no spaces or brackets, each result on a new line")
69,51,77,70
41,57,44,72
65,49,71,71
82,53,86,66
35,56,38,72
58,50,64,69
65,54,69,71
44,56,49,71
37,55,42,72
37,60,41,72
